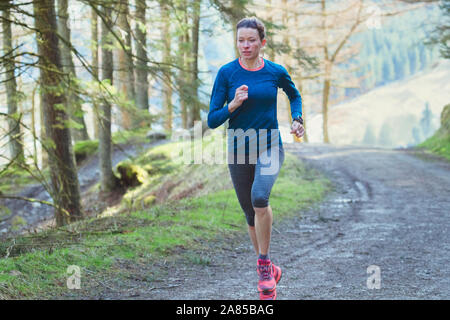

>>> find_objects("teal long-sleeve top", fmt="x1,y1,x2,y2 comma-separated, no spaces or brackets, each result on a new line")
207,58,302,157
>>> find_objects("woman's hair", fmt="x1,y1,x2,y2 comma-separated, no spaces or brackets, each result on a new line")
236,17,266,41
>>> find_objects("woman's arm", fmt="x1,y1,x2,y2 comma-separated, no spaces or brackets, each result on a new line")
207,68,231,129
278,65,302,120
279,65,304,138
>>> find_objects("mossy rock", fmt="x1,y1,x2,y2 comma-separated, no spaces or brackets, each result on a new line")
116,161,149,187
73,140,99,164
143,195,156,206
143,163,164,175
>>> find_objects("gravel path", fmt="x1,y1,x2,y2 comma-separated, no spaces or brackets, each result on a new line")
115,142,450,300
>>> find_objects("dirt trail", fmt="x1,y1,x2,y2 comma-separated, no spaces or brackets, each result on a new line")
95,142,450,300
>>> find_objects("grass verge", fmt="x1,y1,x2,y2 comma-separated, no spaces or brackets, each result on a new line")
415,103,450,161
415,131,450,161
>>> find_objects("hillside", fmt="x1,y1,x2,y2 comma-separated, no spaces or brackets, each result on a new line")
303,60,450,148
416,103,450,160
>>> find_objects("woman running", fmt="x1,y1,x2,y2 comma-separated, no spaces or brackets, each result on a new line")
207,17,305,300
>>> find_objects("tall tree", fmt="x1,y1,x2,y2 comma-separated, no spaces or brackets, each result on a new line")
57,0,90,141
265,0,276,61
281,0,303,142
231,0,247,57
174,0,190,129
98,2,117,192
160,0,173,132
318,0,365,143
33,0,83,226
117,0,136,129
2,2,24,165
39,86,48,168
134,0,150,122
187,0,202,128
91,4,100,139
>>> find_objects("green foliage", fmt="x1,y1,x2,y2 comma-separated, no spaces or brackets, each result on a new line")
73,140,99,163
72,127,150,164
417,103,450,160
425,0,450,59
63,119,85,130
111,127,149,145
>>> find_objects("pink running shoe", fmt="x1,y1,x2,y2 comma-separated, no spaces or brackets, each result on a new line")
272,263,282,284
260,288,277,300
258,262,281,300
257,259,276,295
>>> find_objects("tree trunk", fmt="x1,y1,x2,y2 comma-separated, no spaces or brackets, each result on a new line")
177,0,189,129
135,0,150,126
57,0,90,142
2,3,24,165
281,0,301,142
91,5,100,139
231,0,245,58
99,4,117,192
322,77,331,143
33,0,83,226
118,0,136,130
266,0,275,61
39,88,48,169
178,30,188,129
31,84,38,165
187,0,201,128
319,0,363,144
160,1,173,132
321,0,330,144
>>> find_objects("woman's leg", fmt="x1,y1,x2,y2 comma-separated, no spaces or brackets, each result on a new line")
252,146,285,257
248,225,259,255
228,160,257,233
253,205,273,256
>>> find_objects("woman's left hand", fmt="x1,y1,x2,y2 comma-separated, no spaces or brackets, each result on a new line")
290,121,305,138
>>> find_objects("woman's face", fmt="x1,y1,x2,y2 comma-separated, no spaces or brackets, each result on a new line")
237,27,266,60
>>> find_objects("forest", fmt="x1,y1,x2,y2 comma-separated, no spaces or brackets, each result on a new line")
0,0,448,254
0,0,449,301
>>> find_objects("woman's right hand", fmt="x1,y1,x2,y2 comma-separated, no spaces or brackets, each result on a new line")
228,85,248,113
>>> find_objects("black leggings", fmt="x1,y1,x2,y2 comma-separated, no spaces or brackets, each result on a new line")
227,146,285,226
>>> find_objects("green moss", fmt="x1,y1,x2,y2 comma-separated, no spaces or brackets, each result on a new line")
11,216,27,231
73,140,99,163
116,161,149,187
143,195,156,206
72,127,151,165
